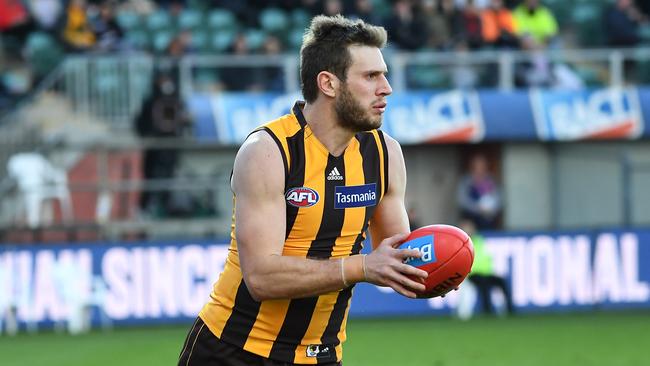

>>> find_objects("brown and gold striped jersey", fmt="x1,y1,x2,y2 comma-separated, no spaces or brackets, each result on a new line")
199,102,389,364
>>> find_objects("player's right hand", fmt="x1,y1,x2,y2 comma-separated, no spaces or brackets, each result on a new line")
364,233,429,298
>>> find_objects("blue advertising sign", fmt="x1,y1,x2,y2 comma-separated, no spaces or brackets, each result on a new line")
1,230,648,329
188,88,650,144
531,87,645,141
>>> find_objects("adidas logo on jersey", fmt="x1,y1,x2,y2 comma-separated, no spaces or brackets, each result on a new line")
327,167,344,181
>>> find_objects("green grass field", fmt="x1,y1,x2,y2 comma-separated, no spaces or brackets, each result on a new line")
2,311,649,366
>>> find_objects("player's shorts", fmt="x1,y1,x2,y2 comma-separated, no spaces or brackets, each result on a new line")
178,317,342,366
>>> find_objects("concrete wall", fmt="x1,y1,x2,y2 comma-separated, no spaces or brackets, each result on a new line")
502,144,552,230
402,145,460,226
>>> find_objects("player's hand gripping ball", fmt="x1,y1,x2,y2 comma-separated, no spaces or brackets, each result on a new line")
398,225,475,298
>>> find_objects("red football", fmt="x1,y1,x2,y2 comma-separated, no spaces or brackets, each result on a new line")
398,224,475,298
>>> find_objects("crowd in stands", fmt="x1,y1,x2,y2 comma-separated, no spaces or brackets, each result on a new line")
1,1,650,102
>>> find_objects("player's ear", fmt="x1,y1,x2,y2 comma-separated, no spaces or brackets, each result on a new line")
317,71,339,98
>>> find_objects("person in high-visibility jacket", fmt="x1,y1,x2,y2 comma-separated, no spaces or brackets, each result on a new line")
461,219,515,316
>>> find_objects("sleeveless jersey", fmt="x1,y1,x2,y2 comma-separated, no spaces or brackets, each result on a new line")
199,102,389,364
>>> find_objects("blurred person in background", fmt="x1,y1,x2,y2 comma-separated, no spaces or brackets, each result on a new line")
603,0,648,83
456,0,484,50
221,33,264,91
348,0,383,26
459,218,515,317
135,72,191,218
457,153,502,230
91,0,124,52
62,0,96,52
512,0,558,47
178,15,429,366
0,0,31,41
256,34,286,92
604,0,648,47
481,0,519,49
28,0,63,32
420,0,453,50
384,0,428,50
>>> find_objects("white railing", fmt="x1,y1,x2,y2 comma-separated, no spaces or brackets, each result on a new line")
4,46,650,133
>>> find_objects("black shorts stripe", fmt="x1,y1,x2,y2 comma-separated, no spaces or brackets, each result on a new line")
219,280,261,349
285,129,306,239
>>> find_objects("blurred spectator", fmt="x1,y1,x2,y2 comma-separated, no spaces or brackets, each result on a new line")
91,0,124,52
348,0,383,26
135,72,191,217
420,0,452,50
512,0,558,46
256,35,285,92
454,0,489,8
456,0,484,49
28,0,63,32
603,0,647,47
459,218,515,317
384,0,428,50
220,33,263,91
0,0,32,43
457,153,501,230
323,0,343,16
62,0,96,51
516,35,584,89
166,29,193,57
481,0,519,48
515,35,553,87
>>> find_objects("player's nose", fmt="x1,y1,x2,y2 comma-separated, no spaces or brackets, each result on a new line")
377,74,392,96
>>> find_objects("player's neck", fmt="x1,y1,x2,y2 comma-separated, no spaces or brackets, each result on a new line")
302,101,355,157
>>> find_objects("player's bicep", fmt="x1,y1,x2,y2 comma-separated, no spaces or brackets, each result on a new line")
369,133,410,248
231,132,286,273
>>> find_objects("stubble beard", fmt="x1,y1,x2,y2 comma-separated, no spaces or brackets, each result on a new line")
334,84,382,133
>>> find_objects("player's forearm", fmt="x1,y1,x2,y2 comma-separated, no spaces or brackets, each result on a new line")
242,255,365,301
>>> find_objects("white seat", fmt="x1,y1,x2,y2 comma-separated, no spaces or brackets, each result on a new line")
7,153,73,228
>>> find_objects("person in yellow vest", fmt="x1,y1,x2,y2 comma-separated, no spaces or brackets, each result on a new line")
460,218,514,316
178,15,429,366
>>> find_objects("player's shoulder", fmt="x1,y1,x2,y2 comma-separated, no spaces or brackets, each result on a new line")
238,129,280,161
378,130,403,156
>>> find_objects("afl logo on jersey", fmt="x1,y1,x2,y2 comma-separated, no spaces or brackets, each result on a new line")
286,187,320,208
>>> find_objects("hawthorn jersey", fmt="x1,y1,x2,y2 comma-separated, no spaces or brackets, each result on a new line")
199,102,389,364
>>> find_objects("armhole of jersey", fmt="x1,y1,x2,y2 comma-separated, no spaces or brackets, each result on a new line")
248,127,289,182
377,130,389,196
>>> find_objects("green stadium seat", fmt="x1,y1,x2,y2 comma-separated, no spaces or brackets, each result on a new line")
639,24,650,44
571,3,606,47
210,31,236,53
125,30,150,50
190,29,211,52
207,9,238,31
177,9,204,30
151,31,175,53
24,32,64,77
245,29,267,51
116,10,141,31
287,28,305,50
259,8,289,34
146,10,173,32
290,9,311,29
